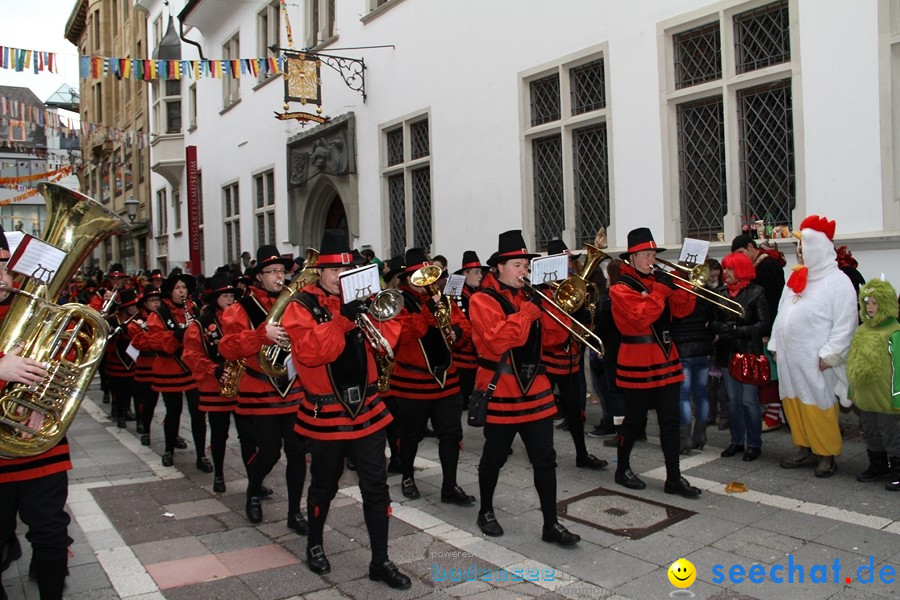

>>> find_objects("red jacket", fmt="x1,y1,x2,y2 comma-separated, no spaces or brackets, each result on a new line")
219,286,303,416
609,264,696,389
282,284,398,440
450,284,479,371
127,311,156,384
145,299,199,393
183,308,235,412
104,314,136,379
468,274,570,425
388,286,472,400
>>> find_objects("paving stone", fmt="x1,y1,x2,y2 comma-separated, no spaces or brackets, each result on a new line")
160,575,256,599
238,562,331,599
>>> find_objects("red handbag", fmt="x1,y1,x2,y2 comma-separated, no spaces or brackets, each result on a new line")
728,352,771,385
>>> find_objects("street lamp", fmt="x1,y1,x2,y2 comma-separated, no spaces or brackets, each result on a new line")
124,196,139,223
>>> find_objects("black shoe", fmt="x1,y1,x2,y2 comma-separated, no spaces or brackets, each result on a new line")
614,468,646,490
124,410,136,421
587,424,616,438
603,436,619,448
306,545,331,575
117,417,127,429
161,452,174,467
369,560,411,590
665,477,702,498
576,454,609,470
476,511,504,537
245,496,263,523
196,457,213,473
743,448,762,462
556,419,569,431
401,477,420,499
174,436,188,449
213,477,226,493
387,457,402,474
346,459,356,471
259,484,274,498
287,512,308,535
140,434,151,446
721,444,745,458
886,480,900,491
0,536,22,573
102,391,110,404
441,485,476,505
541,523,580,546
135,420,144,434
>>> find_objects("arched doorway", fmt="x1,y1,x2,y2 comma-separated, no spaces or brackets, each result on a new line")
325,194,348,234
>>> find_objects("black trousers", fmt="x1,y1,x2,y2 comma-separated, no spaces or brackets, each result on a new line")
0,472,70,600
478,417,559,527
107,376,133,421
457,368,476,409
548,370,589,460
306,429,390,563
617,383,682,482
207,411,257,479
136,381,159,435
382,396,400,461
247,413,307,516
162,389,205,456
394,395,463,490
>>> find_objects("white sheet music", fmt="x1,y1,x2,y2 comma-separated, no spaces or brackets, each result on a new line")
443,273,466,297
679,238,710,266
285,353,297,381
530,253,569,284
125,343,140,362
7,234,67,284
339,263,381,304
3,231,25,257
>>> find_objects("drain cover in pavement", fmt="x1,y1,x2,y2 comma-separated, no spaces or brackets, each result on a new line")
558,487,695,540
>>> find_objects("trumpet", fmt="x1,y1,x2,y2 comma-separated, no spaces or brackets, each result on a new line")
355,289,403,393
519,277,605,357
409,264,455,349
645,257,745,318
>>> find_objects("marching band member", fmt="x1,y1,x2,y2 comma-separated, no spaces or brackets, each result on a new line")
282,229,411,589
542,239,607,471
104,289,140,429
219,245,307,532
183,272,254,494
468,230,581,546
390,248,475,505
145,272,210,471
129,286,162,445
609,228,701,497
451,250,489,409
0,228,67,600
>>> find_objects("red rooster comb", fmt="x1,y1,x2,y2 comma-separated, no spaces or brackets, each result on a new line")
798,215,836,240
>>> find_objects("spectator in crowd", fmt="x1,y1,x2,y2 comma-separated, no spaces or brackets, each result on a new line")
705,259,730,430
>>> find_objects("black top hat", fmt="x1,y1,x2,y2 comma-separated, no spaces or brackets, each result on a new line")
161,272,197,297
487,230,539,267
248,245,294,277
383,255,405,283
453,250,490,275
315,229,365,269
620,227,667,260
400,248,431,279
149,269,164,280
139,284,163,304
117,288,139,309
108,263,126,277
546,239,582,261
203,272,243,304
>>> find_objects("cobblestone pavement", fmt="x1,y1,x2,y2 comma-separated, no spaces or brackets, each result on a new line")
3,384,899,600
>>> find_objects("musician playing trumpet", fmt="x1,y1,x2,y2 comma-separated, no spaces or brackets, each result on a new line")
610,228,701,498
281,230,411,589
103,288,140,429
389,248,475,506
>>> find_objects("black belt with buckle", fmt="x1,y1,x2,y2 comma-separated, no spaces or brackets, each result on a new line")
307,384,378,405
622,332,671,345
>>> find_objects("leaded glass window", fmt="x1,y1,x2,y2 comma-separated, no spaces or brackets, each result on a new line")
573,124,610,246
677,97,726,241
411,168,432,249
386,129,403,166
673,22,722,89
388,174,405,256
410,119,429,160
570,59,605,115
532,135,564,251
530,74,561,126
734,0,790,74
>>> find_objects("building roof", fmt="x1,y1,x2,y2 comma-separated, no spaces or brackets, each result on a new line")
44,84,80,112
65,0,88,46
0,85,45,110
152,15,182,60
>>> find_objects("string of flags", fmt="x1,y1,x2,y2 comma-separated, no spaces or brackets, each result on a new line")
0,166,72,207
0,46,58,74
79,55,290,81
0,94,77,132
0,166,72,186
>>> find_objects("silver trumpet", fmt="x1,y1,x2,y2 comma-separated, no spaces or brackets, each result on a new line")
357,289,404,360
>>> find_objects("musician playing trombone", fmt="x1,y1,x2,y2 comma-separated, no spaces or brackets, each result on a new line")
281,229,411,589
468,230,581,546
610,228,702,498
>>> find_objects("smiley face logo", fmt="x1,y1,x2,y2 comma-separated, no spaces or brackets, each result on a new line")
668,558,696,588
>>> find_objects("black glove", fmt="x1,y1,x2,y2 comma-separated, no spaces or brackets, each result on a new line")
340,299,365,321
173,326,187,342
712,321,736,336
214,365,225,381
654,270,679,290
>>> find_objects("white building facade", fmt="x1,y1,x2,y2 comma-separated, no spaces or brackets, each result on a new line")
141,0,900,282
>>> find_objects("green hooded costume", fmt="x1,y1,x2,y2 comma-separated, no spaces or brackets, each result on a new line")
846,278,900,413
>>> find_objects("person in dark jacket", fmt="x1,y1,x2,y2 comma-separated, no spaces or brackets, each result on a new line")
705,259,730,430
713,252,771,462
671,283,715,454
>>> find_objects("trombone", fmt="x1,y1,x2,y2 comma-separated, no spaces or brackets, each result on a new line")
519,277,605,357
631,257,745,318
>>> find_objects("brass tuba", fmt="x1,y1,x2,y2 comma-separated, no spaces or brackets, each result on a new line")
553,243,608,315
408,264,455,350
257,248,319,378
0,183,129,458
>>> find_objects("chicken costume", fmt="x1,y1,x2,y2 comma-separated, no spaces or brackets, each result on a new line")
768,215,857,460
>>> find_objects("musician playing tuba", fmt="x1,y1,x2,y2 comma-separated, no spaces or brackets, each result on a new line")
281,229,411,589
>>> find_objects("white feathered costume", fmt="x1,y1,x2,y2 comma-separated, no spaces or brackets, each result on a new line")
767,215,857,457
